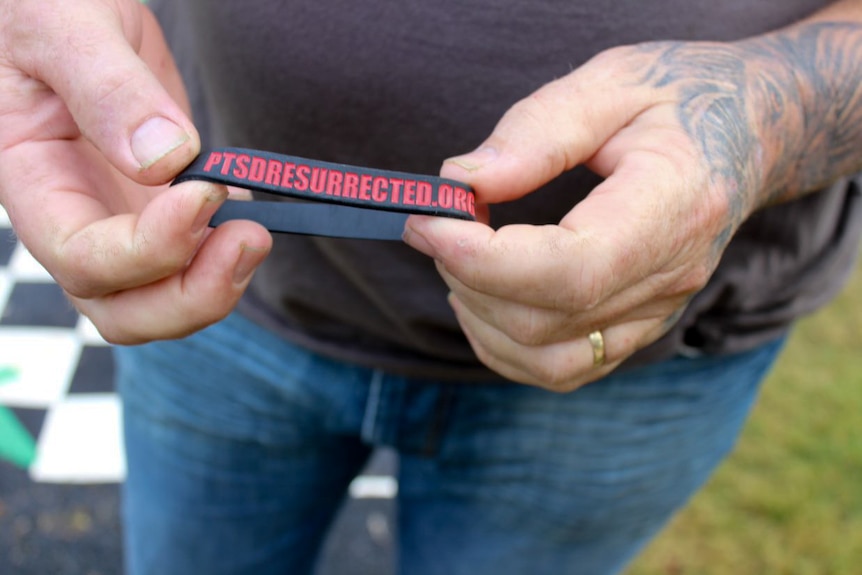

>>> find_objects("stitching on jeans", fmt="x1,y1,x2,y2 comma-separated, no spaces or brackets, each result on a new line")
360,369,384,444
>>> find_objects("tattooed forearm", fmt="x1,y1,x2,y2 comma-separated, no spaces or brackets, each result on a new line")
636,22,862,232
750,22,862,204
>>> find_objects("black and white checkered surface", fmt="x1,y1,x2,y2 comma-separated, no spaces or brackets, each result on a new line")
0,205,123,484
0,204,396,573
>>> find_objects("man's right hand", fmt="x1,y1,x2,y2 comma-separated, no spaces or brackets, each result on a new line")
0,0,272,344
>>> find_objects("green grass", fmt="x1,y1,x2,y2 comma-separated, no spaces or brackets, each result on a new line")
627,260,862,575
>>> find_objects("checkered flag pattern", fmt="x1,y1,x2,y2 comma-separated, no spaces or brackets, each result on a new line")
0,205,124,483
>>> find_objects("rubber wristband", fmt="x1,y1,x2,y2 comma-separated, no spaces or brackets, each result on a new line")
172,147,477,240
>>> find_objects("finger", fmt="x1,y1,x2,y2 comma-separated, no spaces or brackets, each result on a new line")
2,1,198,184
451,294,662,392
437,48,656,203
404,215,619,308
54,181,234,298
440,264,688,347
408,147,715,307
72,220,272,344
6,156,234,299
584,104,698,180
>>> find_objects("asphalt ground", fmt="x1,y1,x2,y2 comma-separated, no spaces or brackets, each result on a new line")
0,458,396,575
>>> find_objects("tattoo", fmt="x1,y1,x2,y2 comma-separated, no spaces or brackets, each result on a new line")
766,23,862,200
639,42,759,251
634,22,862,252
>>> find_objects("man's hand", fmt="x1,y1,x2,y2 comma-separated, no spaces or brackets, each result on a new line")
0,0,271,344
404,11,862,392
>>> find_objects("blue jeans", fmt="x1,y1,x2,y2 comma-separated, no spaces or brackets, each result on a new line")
115,312,785,575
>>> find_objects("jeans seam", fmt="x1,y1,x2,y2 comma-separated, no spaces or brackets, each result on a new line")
360,369,385,444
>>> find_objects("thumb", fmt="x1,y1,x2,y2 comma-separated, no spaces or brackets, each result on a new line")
440,52,653,204
5,1,198,185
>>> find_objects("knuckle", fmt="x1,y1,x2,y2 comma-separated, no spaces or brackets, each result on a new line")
680,263,713,294
660,262,713,301
562,261,608,311
0,3,41,62
505,91,573,174
68,299,136,346
177,284,238,330
93,70,140,109
55,228,194,300
513,91,557,132
96,325,138,346
60,277,109,300
187,301,232,332
530,360,578,392
53,247,120,299
506,314,551,347
59,249,123,297
90,299,228,347
469,340,498,374
99,319,157,346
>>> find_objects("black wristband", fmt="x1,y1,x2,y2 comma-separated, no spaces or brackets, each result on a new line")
172,147,477,240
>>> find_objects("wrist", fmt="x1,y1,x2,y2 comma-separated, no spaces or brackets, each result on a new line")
738,21,862,209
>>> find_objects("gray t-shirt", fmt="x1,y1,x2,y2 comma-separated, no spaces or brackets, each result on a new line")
153,0,862,379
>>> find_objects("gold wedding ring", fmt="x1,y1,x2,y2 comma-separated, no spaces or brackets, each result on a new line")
588,330,606,367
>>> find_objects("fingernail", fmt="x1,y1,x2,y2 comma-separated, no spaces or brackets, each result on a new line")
192,187,228,235
233,243,268,285
131,116,191,170
444,146,498,173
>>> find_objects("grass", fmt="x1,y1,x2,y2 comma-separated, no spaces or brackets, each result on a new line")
626,258,862,575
